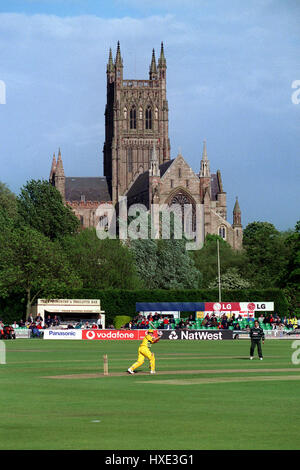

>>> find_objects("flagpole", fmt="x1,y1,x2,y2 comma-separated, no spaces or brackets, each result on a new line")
217,239,221,302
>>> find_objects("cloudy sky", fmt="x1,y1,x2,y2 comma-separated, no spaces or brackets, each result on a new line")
0,0,299,230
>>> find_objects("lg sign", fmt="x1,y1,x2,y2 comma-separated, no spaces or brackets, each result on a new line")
208,302,274,312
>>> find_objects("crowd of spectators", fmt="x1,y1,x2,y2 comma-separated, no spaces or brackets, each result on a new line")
0,313,105,339
122,312,300,331
1,312,299,339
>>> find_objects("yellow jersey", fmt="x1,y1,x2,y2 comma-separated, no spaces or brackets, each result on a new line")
140,333,156,349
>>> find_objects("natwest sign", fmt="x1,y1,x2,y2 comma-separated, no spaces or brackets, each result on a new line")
82,329,154,341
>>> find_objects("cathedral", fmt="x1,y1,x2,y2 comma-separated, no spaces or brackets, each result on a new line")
49,42,243,250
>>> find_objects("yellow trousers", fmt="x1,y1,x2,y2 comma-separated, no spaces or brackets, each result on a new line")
130,346,155,372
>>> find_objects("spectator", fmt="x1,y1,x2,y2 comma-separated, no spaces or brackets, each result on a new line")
96,315,103,329
12,321,19,329
221,315,228,330
45,315,52,328
52,315,60,327
163,316,169,329
91,323,98,329
30,322,41,338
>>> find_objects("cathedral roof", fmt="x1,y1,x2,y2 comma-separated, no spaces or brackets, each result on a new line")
210,173,223,201
126,160,174,206
65,177,111,202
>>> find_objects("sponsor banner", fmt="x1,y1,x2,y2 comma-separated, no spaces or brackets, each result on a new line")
159,329,233,340
14,328,31,338
204,302,274,313
44,329,82,340
82,329,159,341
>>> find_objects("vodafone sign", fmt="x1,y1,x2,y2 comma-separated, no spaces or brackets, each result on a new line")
82,330,154,341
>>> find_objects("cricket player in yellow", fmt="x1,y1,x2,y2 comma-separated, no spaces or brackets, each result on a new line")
127,329,160,375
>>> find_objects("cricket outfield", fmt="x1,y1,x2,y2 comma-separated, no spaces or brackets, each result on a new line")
1,338,299,450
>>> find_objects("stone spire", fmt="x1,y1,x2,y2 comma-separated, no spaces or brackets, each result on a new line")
49,152,56,181
115,41,123,66
158,41,166,68
54,148,65,201
200,140,210,177
107,47,114,73
149,141,160,177
55,148,64,176
233,197,242,226
149,48,157,80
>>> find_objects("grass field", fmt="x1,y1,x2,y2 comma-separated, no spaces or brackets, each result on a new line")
1,338,300,450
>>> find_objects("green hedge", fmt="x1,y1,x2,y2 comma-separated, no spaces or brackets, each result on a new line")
0,288,289,325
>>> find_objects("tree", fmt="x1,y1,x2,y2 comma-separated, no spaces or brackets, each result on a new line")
61,228,142,289
280,221,300,314
208,267,252,290
17,179,79,240
191,234,246,287
0,225,81,318
242,221,290,288
0,181,18,220
130,238,202,289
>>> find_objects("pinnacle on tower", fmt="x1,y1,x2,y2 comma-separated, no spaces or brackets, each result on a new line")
200,140,210,177
115,41,123,66
158,41,166,67
202,140,208,160
233,197,242,227
49,152,56,180
233,196,241,213
150,48,157,75
107,47,114,73
150,141,160,176
56,148,64,176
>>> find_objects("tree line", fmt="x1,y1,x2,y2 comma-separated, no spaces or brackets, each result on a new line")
0,179,299,319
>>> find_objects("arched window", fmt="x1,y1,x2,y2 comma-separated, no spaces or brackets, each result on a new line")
130,106,136,129
145,106,152,130
219,226,226,239
168,190,196,234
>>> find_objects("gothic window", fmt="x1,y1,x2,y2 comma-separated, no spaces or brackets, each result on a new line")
178,168,181,178
168,190,196,233
128,148,133,173
170,179,174,188
186,179,189,188
130,106,136,129
219,226,226,239
145,106,152,129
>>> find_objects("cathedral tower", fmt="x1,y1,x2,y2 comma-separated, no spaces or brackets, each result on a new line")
103,41,171,204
